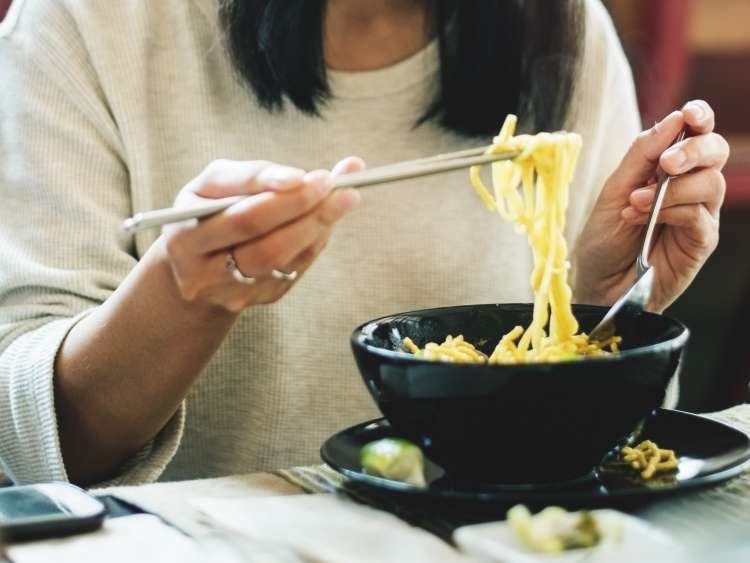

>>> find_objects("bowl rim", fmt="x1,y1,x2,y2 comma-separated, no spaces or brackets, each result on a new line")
351,303,690,367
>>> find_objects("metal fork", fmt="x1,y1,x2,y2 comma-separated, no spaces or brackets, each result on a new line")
588,131,687,342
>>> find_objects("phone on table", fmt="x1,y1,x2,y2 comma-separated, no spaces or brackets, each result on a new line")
0,482,106,542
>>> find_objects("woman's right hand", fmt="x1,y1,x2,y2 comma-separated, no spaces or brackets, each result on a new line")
163,157,364,313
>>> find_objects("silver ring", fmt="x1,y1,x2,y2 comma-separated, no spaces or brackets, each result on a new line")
226,251,257,285
271,269,298,282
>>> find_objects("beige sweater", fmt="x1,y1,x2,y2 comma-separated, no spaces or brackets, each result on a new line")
0,0,640,485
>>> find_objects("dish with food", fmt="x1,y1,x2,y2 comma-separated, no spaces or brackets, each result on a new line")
347,116,693,482
351,302,687,483
454,506,682,562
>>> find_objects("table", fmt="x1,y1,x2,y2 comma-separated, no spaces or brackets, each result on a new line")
7,405,750,562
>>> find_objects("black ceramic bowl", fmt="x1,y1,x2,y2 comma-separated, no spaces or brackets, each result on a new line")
351,304,689,485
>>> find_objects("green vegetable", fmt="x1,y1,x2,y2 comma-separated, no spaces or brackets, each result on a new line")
361,438,426,487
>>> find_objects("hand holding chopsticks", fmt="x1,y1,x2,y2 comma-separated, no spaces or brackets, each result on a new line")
123,146,518,232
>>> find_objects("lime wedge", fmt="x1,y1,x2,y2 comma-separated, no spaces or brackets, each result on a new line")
360,438,426,487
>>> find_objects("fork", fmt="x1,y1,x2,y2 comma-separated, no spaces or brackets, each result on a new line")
588,131,687,342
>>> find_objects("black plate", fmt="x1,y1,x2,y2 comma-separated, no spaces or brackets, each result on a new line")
321,408,750,510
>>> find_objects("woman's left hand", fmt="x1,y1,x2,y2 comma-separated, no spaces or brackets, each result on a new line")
575,100,730,313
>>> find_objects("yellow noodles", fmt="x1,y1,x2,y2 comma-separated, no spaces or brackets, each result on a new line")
620,440,678,480
402,336,488,364
405,115,620,363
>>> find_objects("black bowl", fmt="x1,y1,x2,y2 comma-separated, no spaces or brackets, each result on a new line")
350,304,689,485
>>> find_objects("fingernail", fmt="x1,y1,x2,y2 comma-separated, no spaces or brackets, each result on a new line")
687,101,705,121
632,187,655,206
335,189,361,213
331,156,366,177
655,110,681,130
663,147,687,171
622,207,638,221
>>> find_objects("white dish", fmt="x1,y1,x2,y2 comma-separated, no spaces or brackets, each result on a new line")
453,509,685,563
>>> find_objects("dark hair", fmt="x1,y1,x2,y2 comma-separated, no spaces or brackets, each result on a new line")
217,0,584,136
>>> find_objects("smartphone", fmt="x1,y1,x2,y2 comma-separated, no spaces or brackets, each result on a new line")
0,483,106,542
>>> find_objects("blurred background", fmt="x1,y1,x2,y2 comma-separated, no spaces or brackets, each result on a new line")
0,0,747,411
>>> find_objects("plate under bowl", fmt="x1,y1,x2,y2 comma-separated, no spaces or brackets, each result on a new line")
321,408,750,510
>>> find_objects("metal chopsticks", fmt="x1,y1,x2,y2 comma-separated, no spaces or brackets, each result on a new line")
122,146,519,233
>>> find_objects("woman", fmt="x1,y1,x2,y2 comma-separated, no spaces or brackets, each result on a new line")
0,0,728,486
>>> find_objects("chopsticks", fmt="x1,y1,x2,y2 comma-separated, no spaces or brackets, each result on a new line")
122,146,519,232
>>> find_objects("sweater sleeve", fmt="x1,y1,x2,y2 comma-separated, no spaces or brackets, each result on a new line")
0,0,184,485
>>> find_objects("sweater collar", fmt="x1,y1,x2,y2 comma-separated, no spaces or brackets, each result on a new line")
192,0,439,99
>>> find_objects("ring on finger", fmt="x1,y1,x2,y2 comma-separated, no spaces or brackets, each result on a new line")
272,269,298,282
226,250,257,285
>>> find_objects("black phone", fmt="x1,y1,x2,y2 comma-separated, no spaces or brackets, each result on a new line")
0,483,106,542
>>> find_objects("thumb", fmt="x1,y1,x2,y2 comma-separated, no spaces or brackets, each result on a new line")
608,110,685,194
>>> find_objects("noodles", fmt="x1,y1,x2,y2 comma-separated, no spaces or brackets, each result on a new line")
620,440,678,479
405,115,620,363
402,336,488,364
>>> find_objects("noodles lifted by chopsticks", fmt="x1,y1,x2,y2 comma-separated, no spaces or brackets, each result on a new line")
406,115,620,363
